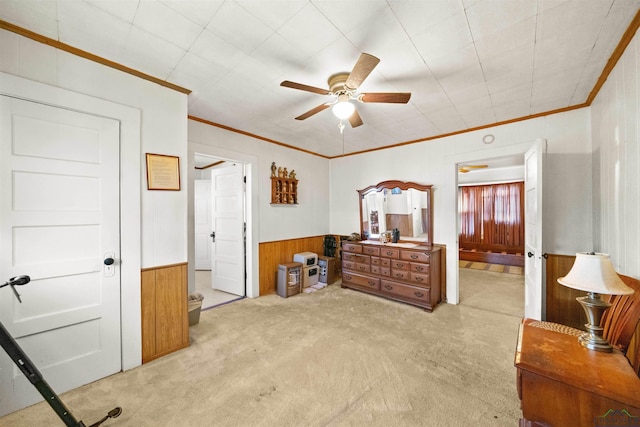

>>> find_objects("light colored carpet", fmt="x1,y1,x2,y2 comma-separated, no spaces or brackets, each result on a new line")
1,269,524,426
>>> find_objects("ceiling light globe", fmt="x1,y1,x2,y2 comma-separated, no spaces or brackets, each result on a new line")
332,101,355,119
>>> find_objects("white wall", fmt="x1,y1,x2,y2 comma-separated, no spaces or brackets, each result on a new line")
330,108,594,303
188,119,331,243
0,29,188,369
591,30,640,278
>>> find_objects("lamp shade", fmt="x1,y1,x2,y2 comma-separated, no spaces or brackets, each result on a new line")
332,100,355,119
557,252,634,295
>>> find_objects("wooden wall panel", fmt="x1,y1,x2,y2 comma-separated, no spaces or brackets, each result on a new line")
141,263,188,363
545,254,586,330
259,236,328,295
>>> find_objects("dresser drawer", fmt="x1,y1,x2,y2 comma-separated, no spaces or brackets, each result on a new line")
391,269,410,281
353,254,370,265
342,242,362,253
343,271,380,291
410,262,429,273
410,272,430,287
380,280,431,304
371,265,391,277
362,246,380,256
342,260,356,271
343,253,357,262
380,248,400,259
400,250,430,263
354,263,371,273
390,260,409,270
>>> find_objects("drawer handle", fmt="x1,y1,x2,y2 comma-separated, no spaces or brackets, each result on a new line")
395,273,403,278
416,277,423,282
395,263,403,268
345,275,352,280
385,251,394,256
415,266,424,271
384,284,392,290
410,254,419,259
415,291,424,298
368,281,376,287
359,266,366,271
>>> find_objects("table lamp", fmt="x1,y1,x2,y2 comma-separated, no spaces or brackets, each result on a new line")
557,252,634,352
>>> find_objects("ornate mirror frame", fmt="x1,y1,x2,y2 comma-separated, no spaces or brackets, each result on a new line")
358,180,433,246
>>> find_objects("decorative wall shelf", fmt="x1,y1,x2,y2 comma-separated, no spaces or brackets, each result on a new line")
270,162,298,205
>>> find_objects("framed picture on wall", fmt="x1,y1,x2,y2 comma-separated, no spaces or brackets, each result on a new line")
146,153,180,190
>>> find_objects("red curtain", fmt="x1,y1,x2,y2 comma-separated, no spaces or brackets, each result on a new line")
459,182,524,248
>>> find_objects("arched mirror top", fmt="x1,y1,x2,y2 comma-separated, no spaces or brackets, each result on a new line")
358,180,433,246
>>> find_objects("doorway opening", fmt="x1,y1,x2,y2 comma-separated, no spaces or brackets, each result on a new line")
193,154,246,310
456,154,526,317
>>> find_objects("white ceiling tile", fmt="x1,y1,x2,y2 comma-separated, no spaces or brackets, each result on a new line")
206,1,274,55
465,0,537,39
188,29,247,70
474,17,536,60
312,0,388,34
390,0,464,35
344,7,409,53
0,0,58,39
120,26,187,79
133,1,203,50
235,0,306,31
275,3,342,56
161,0,224,27
411,11,473,61
84,0,139,23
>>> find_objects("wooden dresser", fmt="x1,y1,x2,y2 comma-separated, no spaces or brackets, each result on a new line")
341,240,441,311
515,318,640,426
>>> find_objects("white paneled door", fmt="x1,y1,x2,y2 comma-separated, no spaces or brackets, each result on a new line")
524,140,544,320
194,179,212,270
0,96,121,415
210,164,245,296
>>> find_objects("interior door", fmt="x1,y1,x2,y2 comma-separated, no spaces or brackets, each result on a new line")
0,96,121,415
210,164,245,296
194,179,212,270
524,140,544,320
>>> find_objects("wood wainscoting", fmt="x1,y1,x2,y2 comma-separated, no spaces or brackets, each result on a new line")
141,262,189,363
259,236,329,295
544,253,586,330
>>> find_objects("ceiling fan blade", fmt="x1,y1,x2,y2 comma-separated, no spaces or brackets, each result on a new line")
360,92,412,103
295,103,331,120
345,53,380,90
349,109,363,128
281,80,330,95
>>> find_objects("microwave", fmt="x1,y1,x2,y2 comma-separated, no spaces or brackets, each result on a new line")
293,251,318,267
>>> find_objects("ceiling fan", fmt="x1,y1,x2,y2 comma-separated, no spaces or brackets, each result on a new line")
458,164,488,173
280,53,411,130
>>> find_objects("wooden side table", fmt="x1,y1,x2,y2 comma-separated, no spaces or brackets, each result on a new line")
515,318,640,426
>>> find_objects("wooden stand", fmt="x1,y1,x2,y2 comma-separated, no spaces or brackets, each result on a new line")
515,318,640,426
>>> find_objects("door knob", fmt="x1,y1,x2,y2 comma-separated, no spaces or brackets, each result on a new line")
527,251,534,258
210,231,216,242
104,257,115,265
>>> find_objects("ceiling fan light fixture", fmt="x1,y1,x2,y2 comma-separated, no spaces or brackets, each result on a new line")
332,99,355,119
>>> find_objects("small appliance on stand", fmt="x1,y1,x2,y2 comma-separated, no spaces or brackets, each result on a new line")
318,256,336,285
293,252,319,288
277,262,302,298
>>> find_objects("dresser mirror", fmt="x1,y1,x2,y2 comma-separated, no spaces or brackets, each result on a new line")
358,180,433,246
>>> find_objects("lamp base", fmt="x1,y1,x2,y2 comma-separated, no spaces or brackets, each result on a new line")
576,293,612,352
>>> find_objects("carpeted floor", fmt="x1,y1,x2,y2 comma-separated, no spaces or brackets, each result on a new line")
0,269,524,427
